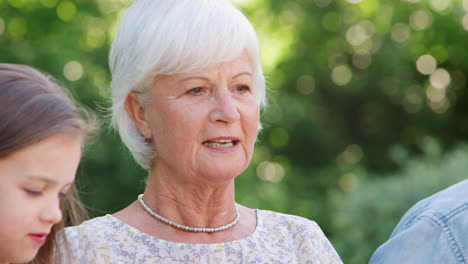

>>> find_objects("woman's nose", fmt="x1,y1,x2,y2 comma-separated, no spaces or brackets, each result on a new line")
40,199,63,225
209,91,240,124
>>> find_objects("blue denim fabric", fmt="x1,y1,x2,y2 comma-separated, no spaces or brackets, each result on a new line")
369,179,468,264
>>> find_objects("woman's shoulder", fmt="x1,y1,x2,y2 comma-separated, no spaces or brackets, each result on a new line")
56,215,136,263
65,214,117,237
257,209,328,244
258,209,321,229
64,214,132,252
255,209,343,263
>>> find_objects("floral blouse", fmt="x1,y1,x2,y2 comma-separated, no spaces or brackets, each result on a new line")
56,209,342,263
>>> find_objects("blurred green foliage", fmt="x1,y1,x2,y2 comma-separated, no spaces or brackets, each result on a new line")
1,0,468,263
329,141,468,263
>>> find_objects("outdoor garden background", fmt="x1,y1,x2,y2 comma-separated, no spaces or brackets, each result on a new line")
1,0,468,262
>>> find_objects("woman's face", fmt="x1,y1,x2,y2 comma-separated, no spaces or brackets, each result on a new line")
0,133,82,263
141,53,260,183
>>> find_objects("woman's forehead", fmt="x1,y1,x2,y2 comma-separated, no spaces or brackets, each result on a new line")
159,54,253,81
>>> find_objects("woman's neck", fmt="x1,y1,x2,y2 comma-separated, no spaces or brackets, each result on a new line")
143,172,237,228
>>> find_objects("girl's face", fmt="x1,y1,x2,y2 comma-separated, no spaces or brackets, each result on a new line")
0,133,82,263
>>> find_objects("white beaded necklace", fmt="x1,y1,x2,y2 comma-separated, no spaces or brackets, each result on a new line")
137,194,240,233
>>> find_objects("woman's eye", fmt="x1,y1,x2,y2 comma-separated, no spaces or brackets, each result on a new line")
187,87,204,95
235,85,251,93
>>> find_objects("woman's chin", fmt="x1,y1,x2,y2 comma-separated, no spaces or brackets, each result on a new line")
198,165,245,184
194,154,249,183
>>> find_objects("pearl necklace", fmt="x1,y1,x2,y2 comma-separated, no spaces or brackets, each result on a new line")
137,194,240,233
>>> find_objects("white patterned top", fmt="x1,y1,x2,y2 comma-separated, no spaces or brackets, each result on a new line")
57,210,342,264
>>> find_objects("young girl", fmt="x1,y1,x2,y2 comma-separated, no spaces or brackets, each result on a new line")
0,63,94,264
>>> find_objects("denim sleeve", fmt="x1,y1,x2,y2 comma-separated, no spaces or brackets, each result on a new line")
369,216,462,264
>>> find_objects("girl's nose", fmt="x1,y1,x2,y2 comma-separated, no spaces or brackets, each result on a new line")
40,198,63,225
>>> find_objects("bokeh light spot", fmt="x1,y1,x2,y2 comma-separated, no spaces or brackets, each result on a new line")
63,61,83,81
40,0,58,8
7,17,27,38
346,0,362,4
57,1,77,22
346,21,374,46
426,85,446,103
429,0,451,12
337,144,363,166
410,10,433,30
463,14,468,31
416,54,437,75
332,65,352,86
391,23,410,43
314,0,331,7
338,173,358,192
352,52,372,69
257,161,285,183
359,0,379,16
296,75,315,95
430,68,450,89
464,0,468,11
428,98,450,113
426,86,450,113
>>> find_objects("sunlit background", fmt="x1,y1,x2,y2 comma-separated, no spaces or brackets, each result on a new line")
1,0,468,262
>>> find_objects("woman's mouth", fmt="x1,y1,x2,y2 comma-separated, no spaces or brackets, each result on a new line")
202,138,240,152
28,233,48,245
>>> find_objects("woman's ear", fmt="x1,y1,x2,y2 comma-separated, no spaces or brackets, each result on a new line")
125,92,153,140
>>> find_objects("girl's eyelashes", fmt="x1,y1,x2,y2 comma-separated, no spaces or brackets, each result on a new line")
24,188,69,199
25,189,43,196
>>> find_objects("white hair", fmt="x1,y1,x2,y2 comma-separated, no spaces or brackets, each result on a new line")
109,0,266,169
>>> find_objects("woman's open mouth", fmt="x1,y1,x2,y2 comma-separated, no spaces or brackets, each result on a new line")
202,137,240,151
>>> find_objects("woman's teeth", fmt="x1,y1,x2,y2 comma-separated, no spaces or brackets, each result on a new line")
203,140,234,148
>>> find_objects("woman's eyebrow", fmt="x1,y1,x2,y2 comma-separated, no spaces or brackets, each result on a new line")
180,76,210,82
232,71,252,79
179,72,252,82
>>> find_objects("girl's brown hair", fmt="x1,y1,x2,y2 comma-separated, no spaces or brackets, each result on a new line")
0,63,93,264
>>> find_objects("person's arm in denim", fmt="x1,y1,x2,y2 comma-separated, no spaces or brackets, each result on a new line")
369,180,468,264
370,213,467,264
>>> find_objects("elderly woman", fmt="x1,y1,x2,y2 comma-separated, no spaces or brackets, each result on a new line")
59,0,342,263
